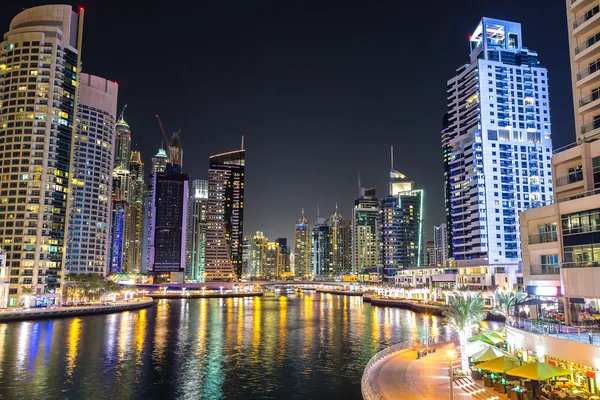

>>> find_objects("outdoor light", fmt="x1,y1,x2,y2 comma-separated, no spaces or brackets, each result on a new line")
446,349,456,400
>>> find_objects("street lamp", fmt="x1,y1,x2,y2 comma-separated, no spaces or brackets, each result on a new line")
423,315,430,352
446,349,456,400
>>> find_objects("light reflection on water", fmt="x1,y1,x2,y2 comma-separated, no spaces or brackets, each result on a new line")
0,293,488,400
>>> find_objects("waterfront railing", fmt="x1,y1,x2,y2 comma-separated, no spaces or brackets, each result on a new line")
361,333,458,400
513,317,600,346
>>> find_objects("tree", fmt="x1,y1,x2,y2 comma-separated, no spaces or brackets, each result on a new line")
443,292,486,372
20,286,36,308
492,290,528,326
63,284,77,304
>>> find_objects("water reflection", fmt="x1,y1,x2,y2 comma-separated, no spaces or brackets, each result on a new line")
0,293,498,400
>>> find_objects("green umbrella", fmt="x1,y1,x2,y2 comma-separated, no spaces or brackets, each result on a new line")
468,333,503,345
476,356,520,373
506,362,572,381
471,346,514,362
494,325,508,337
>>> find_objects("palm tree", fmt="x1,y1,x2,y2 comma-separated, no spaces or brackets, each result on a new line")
492,290,528,326
443,292,486,372
20,286,36,308
63,284,77,305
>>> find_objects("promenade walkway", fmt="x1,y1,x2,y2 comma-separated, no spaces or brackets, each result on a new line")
366,346,501,400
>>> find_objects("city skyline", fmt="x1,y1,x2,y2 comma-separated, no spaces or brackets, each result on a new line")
0,0,574,243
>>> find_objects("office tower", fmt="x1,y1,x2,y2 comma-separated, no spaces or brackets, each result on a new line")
168,131,183,167
186,179,208,281
0,249,8,308
380,151,424,277
433,223,449,266
566,1,600,142
276,238,291,277
248,231,268,278
425,241,436,266
114,106,131,169
241,238,251,278
66,74,118,276
294,209,311,278
328,205,352,275
151,147,168,173
352,183,381,274
109,163,130,274
264,241,280,279
0,5,83,307
205,148,245,281
127,150,145,274
147,165,189,283
311,215,331,278
444,18,553,277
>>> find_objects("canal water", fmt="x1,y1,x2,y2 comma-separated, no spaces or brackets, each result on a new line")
0,292,492,399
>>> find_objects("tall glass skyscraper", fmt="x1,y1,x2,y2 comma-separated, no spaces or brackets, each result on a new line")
443,18,553,275
205,148,245,280
352,186,380,274
0,5,84,306
294,209,310,278
127,150,145,274
310,216,331,278
186,179,208,281
67,74,118,276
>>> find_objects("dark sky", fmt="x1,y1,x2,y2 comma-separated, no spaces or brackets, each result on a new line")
4,1,573,242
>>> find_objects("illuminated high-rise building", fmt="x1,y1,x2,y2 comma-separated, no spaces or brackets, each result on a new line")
205,148,245,281
147,164,189,283
433,223,449,266
109,165,130,274
151,147,168,173
311,214,331,278
248,231,268,278
294,209,310,278
328,205,352,275
168,130,183,167
380,149,424,278
186,179,208,281
127,150,145,273
114,106,131,169
0,5,84,306
66,74,118,276
276,238,291,277
444,18,552,274
352,184,380,274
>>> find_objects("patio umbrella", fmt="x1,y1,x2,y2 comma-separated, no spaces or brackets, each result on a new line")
494,325,507,337
466,341,489,356
471,346,514,362
506,362,572,381
468,333,503,345
476,356,520,373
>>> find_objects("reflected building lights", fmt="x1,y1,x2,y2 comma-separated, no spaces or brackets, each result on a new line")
65,318,81,380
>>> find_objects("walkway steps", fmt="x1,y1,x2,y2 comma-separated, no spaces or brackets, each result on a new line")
455,377,502,400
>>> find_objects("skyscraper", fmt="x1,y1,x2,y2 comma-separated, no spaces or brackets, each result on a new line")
311,215,331,278
380,151,424,277
294,209,311,278
66,74,118,276
109,165,130,274
328,205,352,275
0,5,84,306
127,150,145,274
443,18,553,275
352,184,380,274
186,179,208,281
147,164,189,283
168,131,183,167
433,223,449,266
151,147,168,173
114,106,131,169
205,148,245,281
276,238,291,277
248,231,268,278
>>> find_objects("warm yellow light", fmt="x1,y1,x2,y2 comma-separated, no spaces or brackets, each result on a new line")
446,349,456,358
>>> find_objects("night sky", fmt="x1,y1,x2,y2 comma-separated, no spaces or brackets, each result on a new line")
3,1,574,242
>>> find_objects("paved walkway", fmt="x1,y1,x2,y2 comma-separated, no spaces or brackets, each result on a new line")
368,346,502,400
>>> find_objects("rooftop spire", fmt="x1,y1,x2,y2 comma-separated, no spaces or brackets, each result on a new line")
119,104,127,121
241,135,245,150
390,145,394,170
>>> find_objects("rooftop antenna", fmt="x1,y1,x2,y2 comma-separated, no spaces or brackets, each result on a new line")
241,135,245,150
301,207,305,217
390,146,394,170
119,104,127,121
317,202,320,220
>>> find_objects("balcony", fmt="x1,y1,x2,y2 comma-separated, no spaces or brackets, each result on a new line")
573,5,600,36
572,0,597,14
579,90,600,112
528,231,558,245
555,170,584,187
563,261,600,268
575,32,600,61
530,264,560,275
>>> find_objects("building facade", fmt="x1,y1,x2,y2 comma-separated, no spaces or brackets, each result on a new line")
205,149,245,280
328,206,352,275
127,150,145,274
151,147,168,174
444,18,553,280
147,165,188,283
0,5,84,306
311,216,331,278
66,74,118,276
186,179,208,281
294,210,310,278
433,223,449,266
109,164,130,274
352,187,380,274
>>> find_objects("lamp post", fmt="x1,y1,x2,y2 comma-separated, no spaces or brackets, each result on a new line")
424,315,430,352
446,349,456,400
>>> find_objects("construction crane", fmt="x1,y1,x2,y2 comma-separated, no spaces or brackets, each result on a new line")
155,114,170,148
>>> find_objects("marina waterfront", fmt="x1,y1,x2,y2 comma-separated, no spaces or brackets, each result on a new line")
0,292,480,399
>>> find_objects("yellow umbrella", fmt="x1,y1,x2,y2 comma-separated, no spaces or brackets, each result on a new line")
471,346,514,362
468,333,503,345
487,331,506,342
476,356,520,373
506,362,572,381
